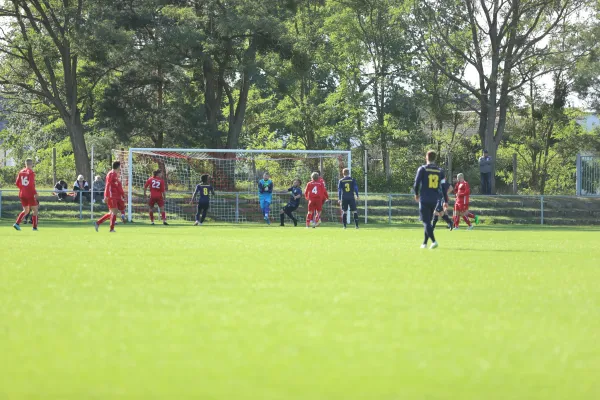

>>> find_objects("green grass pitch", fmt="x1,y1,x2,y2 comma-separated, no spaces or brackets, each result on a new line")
1,220,599,399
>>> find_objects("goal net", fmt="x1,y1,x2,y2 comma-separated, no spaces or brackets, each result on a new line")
113,149,352,224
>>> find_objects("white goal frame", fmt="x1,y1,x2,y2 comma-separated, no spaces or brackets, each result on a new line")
126,148,352,222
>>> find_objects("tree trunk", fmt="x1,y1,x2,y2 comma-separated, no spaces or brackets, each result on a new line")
66,115,90,179
203,58,222,147
227,40,256,149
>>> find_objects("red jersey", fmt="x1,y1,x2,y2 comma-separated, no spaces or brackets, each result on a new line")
305,181,328,202
455,181,470,206
144,177,165,198
16,168,37,197
317,177,326,188
104,170,124,200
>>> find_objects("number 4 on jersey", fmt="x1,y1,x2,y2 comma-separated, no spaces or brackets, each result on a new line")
312,186,319,194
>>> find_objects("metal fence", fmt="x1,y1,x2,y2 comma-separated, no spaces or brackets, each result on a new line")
577,154,600,196
2,189,600,225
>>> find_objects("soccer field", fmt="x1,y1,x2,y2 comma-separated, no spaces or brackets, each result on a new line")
1,222,599,399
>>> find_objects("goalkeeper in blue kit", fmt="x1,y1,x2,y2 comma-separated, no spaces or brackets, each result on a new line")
258,172,274,224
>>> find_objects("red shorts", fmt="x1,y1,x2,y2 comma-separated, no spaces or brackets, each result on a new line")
20,196,37,207
149,197,164,208
107,198,125,211
308,200,323,213
454,204,468,212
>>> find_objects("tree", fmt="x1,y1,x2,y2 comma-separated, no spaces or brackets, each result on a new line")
414,0,589,192
0,0,99,178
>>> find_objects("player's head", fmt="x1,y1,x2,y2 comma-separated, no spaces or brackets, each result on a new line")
153,169,162,178
201,174,209,184
25,158,33,168
311,172,319,181
426,150,436,164
263,172,270,180
342,168,350,177
457,173,465,182
112,161,121,172
293,178,301,187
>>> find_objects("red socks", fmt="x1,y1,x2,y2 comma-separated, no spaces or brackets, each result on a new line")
97,213,111,225
16,211,26,225
32,216,38,229
467,212,475,219
149,211,154,223
161,212,166,221
462,215,472,226
110,214,117,230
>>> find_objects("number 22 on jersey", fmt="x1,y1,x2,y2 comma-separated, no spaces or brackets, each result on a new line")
151,179,161,189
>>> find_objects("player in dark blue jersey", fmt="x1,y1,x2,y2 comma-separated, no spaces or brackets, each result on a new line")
414,150,448,249
433,181,453,230
338,168,360,229
190,174,215,226
280,178,302,226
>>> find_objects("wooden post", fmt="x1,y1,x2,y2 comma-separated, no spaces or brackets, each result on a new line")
512,153,517,194
52,147,57,184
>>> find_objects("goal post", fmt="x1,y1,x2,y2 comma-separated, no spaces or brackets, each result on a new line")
114,148,353,224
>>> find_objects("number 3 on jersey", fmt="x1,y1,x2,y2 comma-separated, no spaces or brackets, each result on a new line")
312,186,319,194
428,174,439,189
344,183,350,192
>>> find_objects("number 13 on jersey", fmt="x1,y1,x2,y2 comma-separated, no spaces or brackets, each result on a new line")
428,174,439,189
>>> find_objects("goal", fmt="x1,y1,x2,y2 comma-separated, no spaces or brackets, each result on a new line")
113,148,352,224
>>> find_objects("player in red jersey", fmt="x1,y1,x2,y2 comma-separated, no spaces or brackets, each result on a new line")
453,173,476,230
94,161,125,232
143,169,168,225
13,158,39,231
315,172,327,226
304,172,329,228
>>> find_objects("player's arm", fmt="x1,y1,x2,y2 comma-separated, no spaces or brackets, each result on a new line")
338,180,343,202
268,181,273,193
353,178,359,200
258,181,264,194
190,186,197,204
413,167,423,201
304,184,310,199
32,172,38,198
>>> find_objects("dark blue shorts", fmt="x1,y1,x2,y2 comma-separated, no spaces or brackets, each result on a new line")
435,200,444,213
419,202,436,224
283,203,299,213
341,198,357,212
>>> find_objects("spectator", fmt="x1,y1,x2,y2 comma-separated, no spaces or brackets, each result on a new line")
73,174,91,203
478,150,492,195
92,175,104,203
54,180,69,201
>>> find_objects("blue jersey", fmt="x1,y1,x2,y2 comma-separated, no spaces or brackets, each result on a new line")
288,186,302,207
413,164,447,204
258,179,273,196
194,184,214,203
338,176,359,200
437,181,450,204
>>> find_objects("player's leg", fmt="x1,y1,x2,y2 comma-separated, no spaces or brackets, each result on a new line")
341,199,348,228
350,199,359,228
453,205,461,228
14,199,31,230
462,210,473,229
441,212,453,229
95,199,115,231
195,203,201,225
30,203,39,230
306,202,313,227
432,213,439,229
148,198,155,224
424,204,437,248
280,206,286,226
419,202,431,246
158,198,167,225
201,204,209,224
